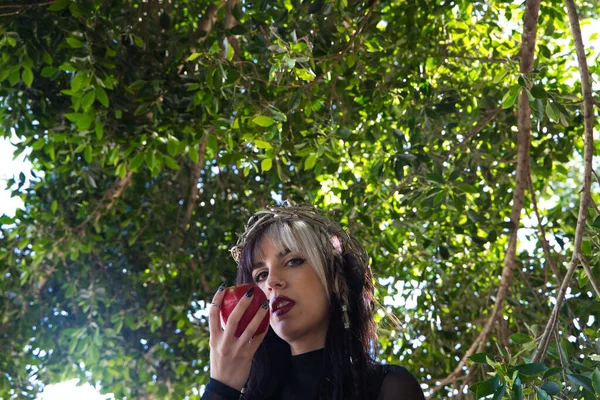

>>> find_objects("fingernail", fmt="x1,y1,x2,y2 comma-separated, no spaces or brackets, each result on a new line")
218,283,226,292
245,287,255,297
261,300,269,309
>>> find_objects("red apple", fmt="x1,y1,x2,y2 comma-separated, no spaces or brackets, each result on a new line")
220,283,269,338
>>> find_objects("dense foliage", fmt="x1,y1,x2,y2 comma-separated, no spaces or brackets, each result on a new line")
1,0,599,399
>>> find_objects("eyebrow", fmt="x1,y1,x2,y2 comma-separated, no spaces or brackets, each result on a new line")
251,248,292,271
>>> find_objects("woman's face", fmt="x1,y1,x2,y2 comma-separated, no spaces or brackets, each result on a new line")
251,237,330,355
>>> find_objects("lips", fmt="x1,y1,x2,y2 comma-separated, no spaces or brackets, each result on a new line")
272,296,296,316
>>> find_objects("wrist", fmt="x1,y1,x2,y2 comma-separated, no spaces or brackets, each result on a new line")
207,377,244,396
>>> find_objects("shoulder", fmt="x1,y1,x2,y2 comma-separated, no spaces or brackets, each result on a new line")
369,364,425,400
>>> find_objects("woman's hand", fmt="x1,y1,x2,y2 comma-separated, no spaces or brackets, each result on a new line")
208,285,270,391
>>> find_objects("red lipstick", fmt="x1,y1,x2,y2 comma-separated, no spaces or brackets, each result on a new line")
272,295,296,317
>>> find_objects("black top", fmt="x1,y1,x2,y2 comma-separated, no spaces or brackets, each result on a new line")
201,348,425,400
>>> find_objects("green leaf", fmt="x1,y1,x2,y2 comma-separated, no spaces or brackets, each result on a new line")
546,101,560,122
66,38,85,48
32,138,45,150
535,388,551,400
5,34,17,47
458,183,477,194
543,367,562,380
433,191,445,207
41,66,58,78
337,127,352,139
84,146,93,163
134,103,150,116
18,237,29,250
48,0,70,11
515,363,548,377
51,200,58,214
493,69,509,84
95,122,104,140
96,86,109,107
82,90,96,111
71,72,86,92
296,68,315,81
502,86,519,109
492,384,506,400
592,368,600,395
261,158,273,172
591,216,600,229
567,374,594,394
145,151,157,169
189,146,199,163
45,143,55,161
476,375,500,398
187,53,201,61
207,135,218,155
133,35,144,48
469,353,495,364
167,140,179,156
116,163,127,179
255,140,273,149
64,112,80,122
130,152,145,171
530,84,547,99
252,115,275,127
540,381,561,396
22,68,33,87
77,114,95,130
510,333,532,344
164,155,180,170
512,377,523,400
304,153,317,170
88,344,99,363
8,69,20,86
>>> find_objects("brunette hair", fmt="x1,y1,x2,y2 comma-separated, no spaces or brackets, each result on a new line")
233,205,380,400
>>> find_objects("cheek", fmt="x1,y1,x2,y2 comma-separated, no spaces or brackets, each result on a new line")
257,281,267,294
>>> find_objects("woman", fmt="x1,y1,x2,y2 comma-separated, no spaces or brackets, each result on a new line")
202,203,425,400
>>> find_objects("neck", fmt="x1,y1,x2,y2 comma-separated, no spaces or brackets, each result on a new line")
290,336,326,356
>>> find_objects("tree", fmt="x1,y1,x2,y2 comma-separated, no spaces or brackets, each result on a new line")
0,0,599,398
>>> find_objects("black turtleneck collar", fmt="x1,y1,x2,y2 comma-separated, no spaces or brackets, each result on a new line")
290,348,325,373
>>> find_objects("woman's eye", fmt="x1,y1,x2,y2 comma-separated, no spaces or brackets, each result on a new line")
254,271,267,282
287,258,305,267
253,258,305,282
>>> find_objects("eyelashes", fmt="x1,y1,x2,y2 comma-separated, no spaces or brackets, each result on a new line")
253,258,306,283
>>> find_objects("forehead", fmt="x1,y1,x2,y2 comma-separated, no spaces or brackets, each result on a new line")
252,237,292,263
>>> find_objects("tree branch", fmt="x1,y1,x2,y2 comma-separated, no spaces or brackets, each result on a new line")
431,0,540,394
579,255,600,298
224,0,243,60
0,0,56,16
447,106,503,157
182,133,209,235
554,328,569,385
0,1,56,8
532,0,595,363
76,169,134,232
304,0,379,89
528,175,563,282
172,132,210,251
198,4,223,44
443,53,510,64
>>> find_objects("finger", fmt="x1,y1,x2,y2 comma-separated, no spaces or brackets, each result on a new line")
239,299,270,345
208,283,227,338
223,286,256,337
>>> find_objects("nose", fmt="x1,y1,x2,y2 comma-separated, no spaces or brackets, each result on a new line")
265,270,285,292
